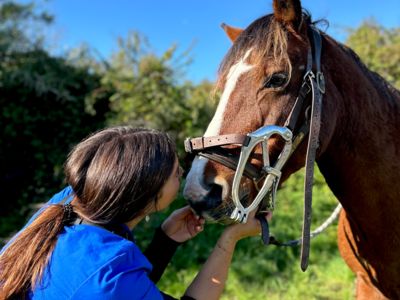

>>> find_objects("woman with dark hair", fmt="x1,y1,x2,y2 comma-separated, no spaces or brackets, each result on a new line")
0,126,270,300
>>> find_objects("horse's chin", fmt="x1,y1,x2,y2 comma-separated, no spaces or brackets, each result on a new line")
199,194,251,225
202,209,237,225
199,188,272,224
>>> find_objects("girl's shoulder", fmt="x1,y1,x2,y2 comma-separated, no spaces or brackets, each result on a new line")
56,223,151,273
36,224,160,299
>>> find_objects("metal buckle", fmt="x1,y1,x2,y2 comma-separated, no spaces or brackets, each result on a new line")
230,125,293,223
184,138,193,153
303,70,315,81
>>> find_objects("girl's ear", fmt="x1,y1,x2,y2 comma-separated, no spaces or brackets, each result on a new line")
221,23,243,43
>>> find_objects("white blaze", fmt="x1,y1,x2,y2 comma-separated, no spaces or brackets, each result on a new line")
204,49,253,137
184,49,254,201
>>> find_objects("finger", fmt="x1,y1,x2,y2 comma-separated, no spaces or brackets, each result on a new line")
195,225,204,232
176,205,191,214
186,213,204,225
188,219,204,235
192,217,205,228
172,206,193,219
187,225,200,237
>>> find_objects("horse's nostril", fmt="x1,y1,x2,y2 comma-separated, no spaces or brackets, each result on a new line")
186,198,206,216
187,184,223,216
208,184,223,206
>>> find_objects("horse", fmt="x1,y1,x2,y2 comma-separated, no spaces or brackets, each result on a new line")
183,0,400,299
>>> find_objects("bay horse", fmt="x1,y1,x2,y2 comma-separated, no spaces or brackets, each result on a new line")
183,0,400,299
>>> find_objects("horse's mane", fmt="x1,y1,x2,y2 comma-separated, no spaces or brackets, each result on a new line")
333,39,400,106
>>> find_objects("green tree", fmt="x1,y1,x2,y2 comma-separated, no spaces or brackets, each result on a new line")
0,0,52,53
0,1,111,238
346,19,400,89
101,32,216,154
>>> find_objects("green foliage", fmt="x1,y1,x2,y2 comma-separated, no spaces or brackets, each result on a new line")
0,1,112,238
0,0,52,52
100,31,217,154
0,48,111,236
346,19,400,89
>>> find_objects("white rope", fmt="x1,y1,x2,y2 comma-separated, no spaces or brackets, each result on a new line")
309,203,342,238
275,203,342,247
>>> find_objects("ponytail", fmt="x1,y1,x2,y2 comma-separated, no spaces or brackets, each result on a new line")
0,204,70,299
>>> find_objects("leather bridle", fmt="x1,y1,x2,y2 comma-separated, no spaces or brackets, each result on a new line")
185,25,325,271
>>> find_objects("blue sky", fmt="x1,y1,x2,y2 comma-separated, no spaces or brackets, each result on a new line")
45,0,400,83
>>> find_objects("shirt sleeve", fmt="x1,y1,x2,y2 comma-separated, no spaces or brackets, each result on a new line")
143,226,181,283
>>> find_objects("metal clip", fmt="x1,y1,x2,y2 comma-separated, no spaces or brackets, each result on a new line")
230,126,293,223
303,70,315,81
230,207,248,223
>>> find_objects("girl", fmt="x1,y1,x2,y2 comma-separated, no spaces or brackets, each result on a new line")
0,126,270,299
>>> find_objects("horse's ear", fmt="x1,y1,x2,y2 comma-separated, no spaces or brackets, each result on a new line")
221,23,243,43
273,0,302,29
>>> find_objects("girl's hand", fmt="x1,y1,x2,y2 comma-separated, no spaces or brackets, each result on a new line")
161,206,205,243
223,211,273,242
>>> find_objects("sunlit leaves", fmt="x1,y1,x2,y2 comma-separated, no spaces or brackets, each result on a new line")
346,19,400,89
100,31,216,155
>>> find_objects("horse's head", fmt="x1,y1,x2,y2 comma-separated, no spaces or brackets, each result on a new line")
184,0,337,223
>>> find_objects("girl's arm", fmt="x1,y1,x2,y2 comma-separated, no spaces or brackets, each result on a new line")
184,213,271,300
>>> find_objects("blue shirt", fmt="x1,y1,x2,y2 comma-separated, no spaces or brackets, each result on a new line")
7,187,164,300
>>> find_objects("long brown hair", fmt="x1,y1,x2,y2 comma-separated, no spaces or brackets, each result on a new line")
0,126,176,299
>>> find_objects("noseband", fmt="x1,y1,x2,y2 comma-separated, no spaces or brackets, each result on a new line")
185,26,325,271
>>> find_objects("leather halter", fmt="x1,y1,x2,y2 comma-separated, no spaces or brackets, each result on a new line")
185,25,325,271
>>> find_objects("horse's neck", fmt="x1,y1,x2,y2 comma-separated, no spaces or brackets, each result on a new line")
318,36,400,238
326,37,400,133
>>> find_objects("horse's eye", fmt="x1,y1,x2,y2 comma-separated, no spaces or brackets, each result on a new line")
263,72,288,89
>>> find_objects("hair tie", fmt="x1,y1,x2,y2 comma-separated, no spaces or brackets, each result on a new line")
62,203,76,224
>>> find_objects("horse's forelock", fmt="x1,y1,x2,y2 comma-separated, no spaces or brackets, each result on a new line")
215,14,294,92
215,11,320,94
